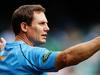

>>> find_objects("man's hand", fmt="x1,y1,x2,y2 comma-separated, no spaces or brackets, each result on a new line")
0,38,6,48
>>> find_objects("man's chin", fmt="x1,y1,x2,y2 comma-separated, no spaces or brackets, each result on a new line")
34,40,46,46
40,40,46,44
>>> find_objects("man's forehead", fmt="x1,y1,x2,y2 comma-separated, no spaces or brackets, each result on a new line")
33,12,47,22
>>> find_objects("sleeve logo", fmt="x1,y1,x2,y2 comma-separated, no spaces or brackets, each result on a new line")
42,51,52,63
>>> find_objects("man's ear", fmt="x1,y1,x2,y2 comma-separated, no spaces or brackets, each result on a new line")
20,22,28,32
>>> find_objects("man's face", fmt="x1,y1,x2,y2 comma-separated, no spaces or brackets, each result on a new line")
26,11,49,45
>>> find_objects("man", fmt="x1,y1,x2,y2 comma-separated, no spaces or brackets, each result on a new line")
0,4,100,75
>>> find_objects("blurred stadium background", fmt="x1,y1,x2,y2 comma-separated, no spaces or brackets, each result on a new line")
0,0,100,75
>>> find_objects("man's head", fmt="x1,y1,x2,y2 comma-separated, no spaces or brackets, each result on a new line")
12,4,49,45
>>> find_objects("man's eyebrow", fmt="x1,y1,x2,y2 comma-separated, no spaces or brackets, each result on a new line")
39,21,48,24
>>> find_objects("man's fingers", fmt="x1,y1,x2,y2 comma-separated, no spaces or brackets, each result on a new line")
0,38,6,44
0,38,6,48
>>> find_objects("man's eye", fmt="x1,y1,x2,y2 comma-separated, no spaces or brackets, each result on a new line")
39,22,45,25
40,23,44,25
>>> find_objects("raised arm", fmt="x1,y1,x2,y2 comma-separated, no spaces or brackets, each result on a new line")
56,36,100,70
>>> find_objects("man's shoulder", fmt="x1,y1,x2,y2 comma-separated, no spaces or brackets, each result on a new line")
6,41,23,46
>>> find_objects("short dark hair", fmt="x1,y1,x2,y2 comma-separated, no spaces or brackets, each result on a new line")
11,4,45,35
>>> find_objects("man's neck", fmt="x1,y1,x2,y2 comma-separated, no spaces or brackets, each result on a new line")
15,34,33,46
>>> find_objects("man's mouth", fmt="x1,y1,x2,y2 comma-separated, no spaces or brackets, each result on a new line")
41,34,47,39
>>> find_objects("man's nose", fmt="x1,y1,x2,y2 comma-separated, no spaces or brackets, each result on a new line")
44,25,50,32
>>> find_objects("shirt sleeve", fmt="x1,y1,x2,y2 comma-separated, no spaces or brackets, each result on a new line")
30,47,59,72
